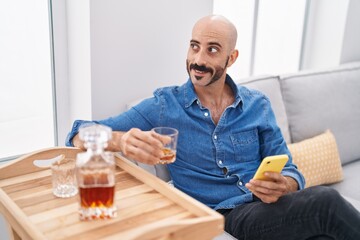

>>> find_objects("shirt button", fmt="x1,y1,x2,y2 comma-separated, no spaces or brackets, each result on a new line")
204,112,209,117
238,181,243,186
196,100,199,105
214,135,217,140
218,160,223,165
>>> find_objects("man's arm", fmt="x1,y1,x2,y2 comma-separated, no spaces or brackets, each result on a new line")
72,133,85,150
284,176,299,192
72,128,166,165
73,131,126,152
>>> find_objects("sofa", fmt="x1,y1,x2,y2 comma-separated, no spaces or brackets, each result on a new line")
128,61,360,239
245,61,360,208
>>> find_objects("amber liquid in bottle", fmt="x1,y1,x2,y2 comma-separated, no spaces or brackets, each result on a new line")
79,186,115,209
79,172,114,208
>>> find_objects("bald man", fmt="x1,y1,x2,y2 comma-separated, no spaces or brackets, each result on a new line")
67,15,360,239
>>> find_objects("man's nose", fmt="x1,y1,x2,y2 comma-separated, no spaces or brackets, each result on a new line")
194,49,208,66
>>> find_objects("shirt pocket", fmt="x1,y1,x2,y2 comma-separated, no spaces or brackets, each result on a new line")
230,129,260,162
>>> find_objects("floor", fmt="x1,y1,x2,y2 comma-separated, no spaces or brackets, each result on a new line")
0,214,10,240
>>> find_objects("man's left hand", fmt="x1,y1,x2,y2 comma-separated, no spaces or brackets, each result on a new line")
245,172,298,203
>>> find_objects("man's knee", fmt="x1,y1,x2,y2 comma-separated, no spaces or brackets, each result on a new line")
308,186,340,198
305,186,342,207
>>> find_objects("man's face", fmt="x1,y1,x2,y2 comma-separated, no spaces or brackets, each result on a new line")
186,22,231,87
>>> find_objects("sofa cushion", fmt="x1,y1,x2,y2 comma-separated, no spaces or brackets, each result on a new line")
240,76,291,143
288,130,343,188
213,231,237,240
280,61,360,165
342,195,360,212
330,159,360,201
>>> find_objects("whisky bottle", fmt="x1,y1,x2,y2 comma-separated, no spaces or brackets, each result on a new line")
76,124,116,220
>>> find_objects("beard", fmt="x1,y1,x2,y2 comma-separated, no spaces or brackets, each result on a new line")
186,56,229,86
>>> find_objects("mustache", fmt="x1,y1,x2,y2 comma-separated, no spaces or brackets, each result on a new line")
190,64,213,74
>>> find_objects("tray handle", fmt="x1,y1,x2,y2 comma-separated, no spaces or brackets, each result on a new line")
0,147,82,180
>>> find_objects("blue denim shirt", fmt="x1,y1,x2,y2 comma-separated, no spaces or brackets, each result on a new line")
66,75,305,210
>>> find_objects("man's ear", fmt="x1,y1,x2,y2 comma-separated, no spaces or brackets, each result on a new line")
227,49,239,68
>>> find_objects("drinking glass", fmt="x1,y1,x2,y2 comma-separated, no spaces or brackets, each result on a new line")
152,127,178,164
51,158,78,198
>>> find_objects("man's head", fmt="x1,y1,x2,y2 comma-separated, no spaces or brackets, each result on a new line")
186,15,238,87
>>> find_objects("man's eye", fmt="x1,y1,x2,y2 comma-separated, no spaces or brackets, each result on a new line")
208,47,218,53
191,44,199,50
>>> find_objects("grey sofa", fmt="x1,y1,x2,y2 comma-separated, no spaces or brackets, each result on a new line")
129,61,360,239
242,61,360,209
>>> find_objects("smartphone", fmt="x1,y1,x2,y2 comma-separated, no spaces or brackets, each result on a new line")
253,154,289,181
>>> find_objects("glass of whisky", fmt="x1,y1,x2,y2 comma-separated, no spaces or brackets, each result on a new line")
152,127,178,164
76,124,117,220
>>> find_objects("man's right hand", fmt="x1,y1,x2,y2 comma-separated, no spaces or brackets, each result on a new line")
119,128,166,165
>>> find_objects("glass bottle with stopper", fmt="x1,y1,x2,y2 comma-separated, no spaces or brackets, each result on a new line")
76,124,117,220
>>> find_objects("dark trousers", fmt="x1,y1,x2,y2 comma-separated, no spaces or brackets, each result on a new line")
218,186,360,240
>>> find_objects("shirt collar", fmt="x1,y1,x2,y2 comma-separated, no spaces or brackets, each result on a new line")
183,74,243,109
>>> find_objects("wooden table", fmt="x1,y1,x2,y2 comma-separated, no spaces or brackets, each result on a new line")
0,147,223,240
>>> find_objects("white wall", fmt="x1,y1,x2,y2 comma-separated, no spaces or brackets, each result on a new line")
89,0,213,119
67,0,213,122
53,0,213,144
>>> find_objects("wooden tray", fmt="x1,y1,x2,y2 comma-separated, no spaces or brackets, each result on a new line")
0,147,224,240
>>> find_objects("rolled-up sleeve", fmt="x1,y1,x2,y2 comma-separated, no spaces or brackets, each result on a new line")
282,166,306,190
65,120,97,146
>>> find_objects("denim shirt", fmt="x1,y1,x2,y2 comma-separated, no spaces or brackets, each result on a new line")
66,75,305,210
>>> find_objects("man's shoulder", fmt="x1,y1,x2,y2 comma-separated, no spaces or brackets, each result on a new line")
237,84,270,102
154,85,180,94
153,82,187,97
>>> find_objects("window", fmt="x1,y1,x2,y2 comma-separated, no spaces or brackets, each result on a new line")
0,0,55,161
214,0,307,78
253,0,306,75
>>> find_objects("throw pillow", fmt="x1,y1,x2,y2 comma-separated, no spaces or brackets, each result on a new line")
288,130,343,188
